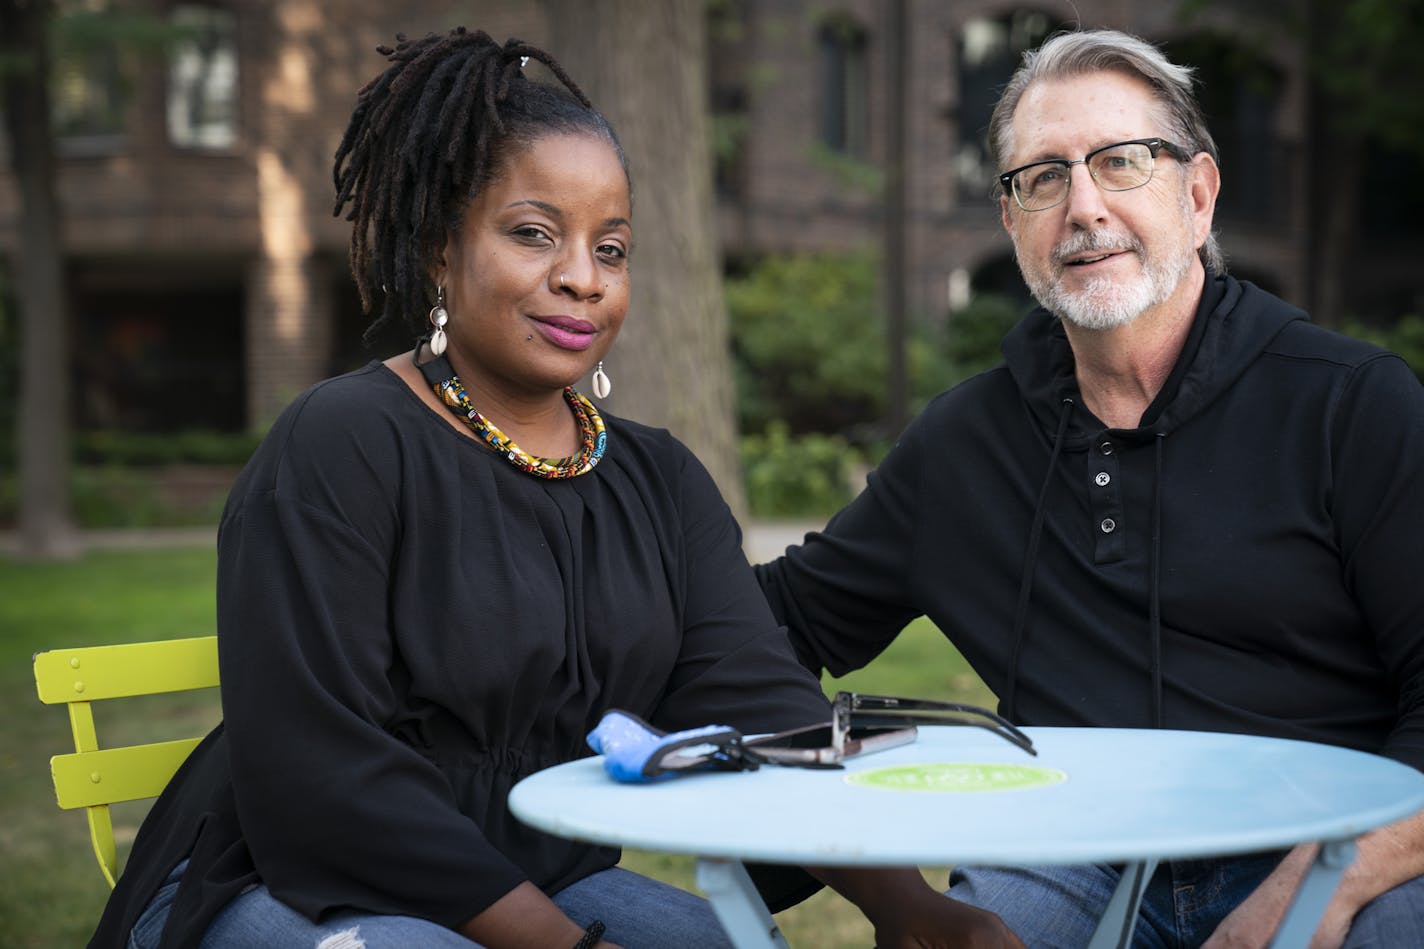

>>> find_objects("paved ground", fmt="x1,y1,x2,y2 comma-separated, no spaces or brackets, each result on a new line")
742,520,818,564
2,521,822,563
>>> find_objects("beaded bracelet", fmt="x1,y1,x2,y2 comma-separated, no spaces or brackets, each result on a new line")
572,920,605,949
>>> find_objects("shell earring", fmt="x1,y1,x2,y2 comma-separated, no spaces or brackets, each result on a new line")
592,361,611,399
428,287,449,356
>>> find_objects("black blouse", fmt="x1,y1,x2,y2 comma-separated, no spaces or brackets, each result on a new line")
90,362,829,948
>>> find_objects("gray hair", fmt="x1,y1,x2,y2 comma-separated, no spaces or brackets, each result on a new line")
989,29,1224,273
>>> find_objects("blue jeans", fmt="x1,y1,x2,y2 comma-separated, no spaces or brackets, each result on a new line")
129,860,733,948
948,853,1424,948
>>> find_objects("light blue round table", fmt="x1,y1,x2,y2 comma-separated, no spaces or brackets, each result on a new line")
510,726,1424,948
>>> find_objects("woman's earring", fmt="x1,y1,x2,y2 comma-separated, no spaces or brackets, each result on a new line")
592,361,611,399
429,287,449,356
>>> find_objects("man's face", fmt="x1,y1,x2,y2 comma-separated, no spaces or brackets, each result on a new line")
999,70,1215,331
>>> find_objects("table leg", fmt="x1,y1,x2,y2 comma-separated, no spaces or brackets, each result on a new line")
1268,838,1356,949
694,857,791,948
1087,857,1159,949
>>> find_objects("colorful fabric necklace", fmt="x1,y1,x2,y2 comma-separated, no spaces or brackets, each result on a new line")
423,358,608,479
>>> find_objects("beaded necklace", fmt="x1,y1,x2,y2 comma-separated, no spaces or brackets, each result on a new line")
429,368,607,479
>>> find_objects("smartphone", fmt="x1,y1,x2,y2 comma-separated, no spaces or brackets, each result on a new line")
745,722,917,766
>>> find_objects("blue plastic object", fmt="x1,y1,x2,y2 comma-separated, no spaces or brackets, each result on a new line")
586,710,753,783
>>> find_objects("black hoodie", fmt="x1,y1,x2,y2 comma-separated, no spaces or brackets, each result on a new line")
757,273,1424,771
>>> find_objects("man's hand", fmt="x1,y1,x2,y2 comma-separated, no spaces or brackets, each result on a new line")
1204,809,1424,949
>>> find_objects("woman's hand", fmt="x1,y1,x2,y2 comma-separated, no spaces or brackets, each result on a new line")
458,881,622,948
812,866,1025,949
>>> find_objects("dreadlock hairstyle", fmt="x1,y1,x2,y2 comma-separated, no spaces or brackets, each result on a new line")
333,27,629,344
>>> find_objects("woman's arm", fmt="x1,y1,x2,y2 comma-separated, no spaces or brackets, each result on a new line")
459,883,621,949
812,866,1025,949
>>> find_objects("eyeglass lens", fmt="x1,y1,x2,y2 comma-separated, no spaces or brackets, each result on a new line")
1013,142,1158,211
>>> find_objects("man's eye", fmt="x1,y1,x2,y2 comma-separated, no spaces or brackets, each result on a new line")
1026,167,1063,188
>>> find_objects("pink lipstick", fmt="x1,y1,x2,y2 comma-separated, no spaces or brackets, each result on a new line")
531,315,596,352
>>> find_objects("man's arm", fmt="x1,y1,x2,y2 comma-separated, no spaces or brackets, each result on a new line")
1203,808,1424,949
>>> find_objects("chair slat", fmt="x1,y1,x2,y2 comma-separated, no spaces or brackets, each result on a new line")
34,637,218,704
35,636,219,887
50,738,205,809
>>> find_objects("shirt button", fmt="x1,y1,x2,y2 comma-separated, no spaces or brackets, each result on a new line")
1100,518,1117,534
1094,472,1111,486
1100,441,1114,455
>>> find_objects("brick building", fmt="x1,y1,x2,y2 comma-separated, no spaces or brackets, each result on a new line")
1,1,1416,436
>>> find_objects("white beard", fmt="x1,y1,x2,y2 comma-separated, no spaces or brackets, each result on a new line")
1017,195,1196,331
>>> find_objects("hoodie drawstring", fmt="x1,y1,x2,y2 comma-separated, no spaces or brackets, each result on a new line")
1002,397,1074,723
1148,432,1166,728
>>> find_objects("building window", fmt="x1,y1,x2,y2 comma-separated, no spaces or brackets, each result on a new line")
51,2,134,150
1170,32,1284,226
167,5,238,149
818,13,869,158
709,0,750,199
955,11,1062,198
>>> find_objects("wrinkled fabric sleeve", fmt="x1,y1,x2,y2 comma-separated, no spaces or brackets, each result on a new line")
217,396,525,929
753,407,933,678
650,440,830,734
647,441,832,913
1331,355,1424,772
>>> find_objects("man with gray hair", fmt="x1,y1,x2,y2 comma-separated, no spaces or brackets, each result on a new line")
756,28,1424,946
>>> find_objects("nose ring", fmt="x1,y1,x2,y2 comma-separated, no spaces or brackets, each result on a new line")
559,273,567,288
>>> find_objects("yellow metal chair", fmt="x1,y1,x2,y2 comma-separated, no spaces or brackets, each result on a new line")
33,636,219,887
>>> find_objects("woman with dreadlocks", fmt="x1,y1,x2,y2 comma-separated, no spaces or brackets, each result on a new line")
89,27,1019,949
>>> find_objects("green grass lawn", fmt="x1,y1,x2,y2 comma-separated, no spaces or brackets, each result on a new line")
2,544,992,947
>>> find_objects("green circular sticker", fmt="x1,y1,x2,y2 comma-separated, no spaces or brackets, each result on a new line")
846,762,1068,793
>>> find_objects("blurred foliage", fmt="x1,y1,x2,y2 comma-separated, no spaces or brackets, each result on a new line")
943,292,1022,384
740,421,862,518
726,250,1029,518
74,429,260,467
0,464,235,528
806,141,884,195
1342,314,1424,383
726,250,954,445
0,264,14,470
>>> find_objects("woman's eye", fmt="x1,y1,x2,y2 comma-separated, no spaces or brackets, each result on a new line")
597,243,628,262
512,226,550,242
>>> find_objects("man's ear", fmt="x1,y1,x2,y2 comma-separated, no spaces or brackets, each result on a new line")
999,194,1014,236
1187,153,1221,249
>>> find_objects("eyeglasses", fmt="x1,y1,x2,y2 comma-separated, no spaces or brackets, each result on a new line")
832,691,1036,756
998,137,1190,212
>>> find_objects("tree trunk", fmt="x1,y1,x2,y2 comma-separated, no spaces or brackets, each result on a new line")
545,0,748,518
1,0,81,559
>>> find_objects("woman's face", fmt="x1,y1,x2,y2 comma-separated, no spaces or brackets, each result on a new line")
436,131,632,399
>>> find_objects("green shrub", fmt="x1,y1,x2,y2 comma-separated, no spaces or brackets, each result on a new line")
727,251,954,442
944,293,1023,383
74,429,261,466
1342,314,1424,382
741,422,862,518
0,465,233,529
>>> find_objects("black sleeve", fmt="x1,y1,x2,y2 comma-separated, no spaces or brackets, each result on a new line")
651,439,830,734
1331,355,1424,771
649,439,832,912
216,394,525,930
754,406,932,677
